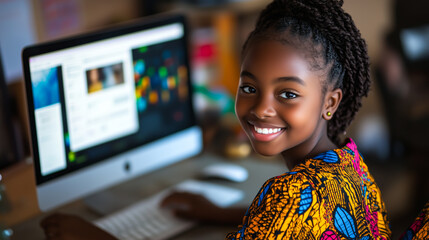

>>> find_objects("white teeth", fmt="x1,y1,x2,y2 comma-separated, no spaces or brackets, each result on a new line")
254,126,282,134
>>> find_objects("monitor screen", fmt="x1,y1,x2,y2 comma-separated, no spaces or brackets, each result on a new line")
22,14,202,211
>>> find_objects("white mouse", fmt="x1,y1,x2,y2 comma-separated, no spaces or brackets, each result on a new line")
200,163,248,182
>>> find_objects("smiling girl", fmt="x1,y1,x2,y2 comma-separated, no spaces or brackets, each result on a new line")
225,0,391,239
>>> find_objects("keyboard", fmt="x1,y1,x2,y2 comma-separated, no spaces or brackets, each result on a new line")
93,180,244,240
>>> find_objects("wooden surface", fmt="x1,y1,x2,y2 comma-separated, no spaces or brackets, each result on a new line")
0,158,39,227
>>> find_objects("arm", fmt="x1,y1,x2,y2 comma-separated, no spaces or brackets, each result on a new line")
40,213,117,240
40,193,246,240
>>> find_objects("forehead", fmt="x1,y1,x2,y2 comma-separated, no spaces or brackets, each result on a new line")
241,39,318,81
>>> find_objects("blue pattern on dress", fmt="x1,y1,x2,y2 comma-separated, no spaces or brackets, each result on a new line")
334,206,357,239
298,186,313,214
257,181,273,207
314,150,339,163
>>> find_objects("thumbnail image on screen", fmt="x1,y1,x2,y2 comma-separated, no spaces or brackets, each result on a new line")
86,62,124,94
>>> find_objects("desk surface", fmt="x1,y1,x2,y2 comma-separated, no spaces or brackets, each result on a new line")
7,153,286,240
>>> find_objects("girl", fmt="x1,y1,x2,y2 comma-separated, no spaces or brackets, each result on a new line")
224,0,391,238
41,0,391,239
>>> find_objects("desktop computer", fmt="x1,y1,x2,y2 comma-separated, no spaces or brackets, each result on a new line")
22,14,245,239
22,14,203,212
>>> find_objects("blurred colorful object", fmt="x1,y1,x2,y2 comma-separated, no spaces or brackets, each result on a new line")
191,27,235,116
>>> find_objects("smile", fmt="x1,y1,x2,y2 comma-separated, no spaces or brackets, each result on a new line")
249,123,285,142
254,126,282,134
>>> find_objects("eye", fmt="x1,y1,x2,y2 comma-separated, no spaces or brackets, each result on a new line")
279,91,297,99
240,86,256,94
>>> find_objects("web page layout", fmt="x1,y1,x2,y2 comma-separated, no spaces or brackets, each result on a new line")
29,23,185,175
30,66,67,176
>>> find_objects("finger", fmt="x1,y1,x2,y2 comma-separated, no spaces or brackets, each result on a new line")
162,200,191,211
160,192,191,207
173,208,194,220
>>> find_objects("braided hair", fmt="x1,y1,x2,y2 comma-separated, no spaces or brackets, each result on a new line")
242,0,370,145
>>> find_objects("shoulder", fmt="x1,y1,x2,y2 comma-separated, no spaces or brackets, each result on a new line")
292,138,364,176
264,138,367,196
264,170,309,193
254,170,313,210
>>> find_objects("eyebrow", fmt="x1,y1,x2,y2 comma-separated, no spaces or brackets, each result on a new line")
240,70,306,86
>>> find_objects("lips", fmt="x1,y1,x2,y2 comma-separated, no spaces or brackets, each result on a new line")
248,122,285,142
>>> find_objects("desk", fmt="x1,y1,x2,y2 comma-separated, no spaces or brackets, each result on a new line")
7,153,285,240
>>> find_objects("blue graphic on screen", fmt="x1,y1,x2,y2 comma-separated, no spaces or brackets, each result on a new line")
31,66,61,109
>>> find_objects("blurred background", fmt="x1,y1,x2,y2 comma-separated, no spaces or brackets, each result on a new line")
0,0,428,238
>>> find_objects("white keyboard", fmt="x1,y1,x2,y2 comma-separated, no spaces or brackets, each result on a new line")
93,180,244,240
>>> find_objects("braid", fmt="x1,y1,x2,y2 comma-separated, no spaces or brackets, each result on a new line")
243,0,370,145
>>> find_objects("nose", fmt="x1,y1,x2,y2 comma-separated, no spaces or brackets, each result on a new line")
251,95,276,119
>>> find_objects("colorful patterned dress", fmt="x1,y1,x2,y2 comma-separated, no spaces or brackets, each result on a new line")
226,138,391,240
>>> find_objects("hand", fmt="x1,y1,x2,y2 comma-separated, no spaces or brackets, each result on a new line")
161,192,222,222
40,213,117,240
161,192,247,225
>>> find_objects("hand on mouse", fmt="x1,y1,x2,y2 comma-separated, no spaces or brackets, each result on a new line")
161,192,221,222
161,192,246,225
40,213,117,240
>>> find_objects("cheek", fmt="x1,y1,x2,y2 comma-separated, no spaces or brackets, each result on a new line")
283,99,321,128
234,96,247,119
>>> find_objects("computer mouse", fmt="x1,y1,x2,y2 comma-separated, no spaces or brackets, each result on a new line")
200,163,248,182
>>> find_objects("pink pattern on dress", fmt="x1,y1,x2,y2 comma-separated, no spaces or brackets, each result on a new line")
320,230,340,240
348,139,386,240
346,139,364,178
363,202,386,240
409,212,423,233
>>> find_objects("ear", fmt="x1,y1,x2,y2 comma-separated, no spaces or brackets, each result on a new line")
322,88,342,120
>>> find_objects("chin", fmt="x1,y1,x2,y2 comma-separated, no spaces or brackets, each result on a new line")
250,142,282,157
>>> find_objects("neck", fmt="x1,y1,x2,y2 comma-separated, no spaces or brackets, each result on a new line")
281,131,337,170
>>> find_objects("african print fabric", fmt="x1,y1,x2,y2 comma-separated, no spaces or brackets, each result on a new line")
400,201,429,240
226,138,391,239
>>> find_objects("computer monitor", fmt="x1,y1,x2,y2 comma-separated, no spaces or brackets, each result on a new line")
22,14,202,211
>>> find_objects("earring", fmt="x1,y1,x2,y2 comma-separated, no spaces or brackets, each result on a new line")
327,112,332,117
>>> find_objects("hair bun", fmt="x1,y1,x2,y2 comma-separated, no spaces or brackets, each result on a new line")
330,0,344,8
277,0,344,8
